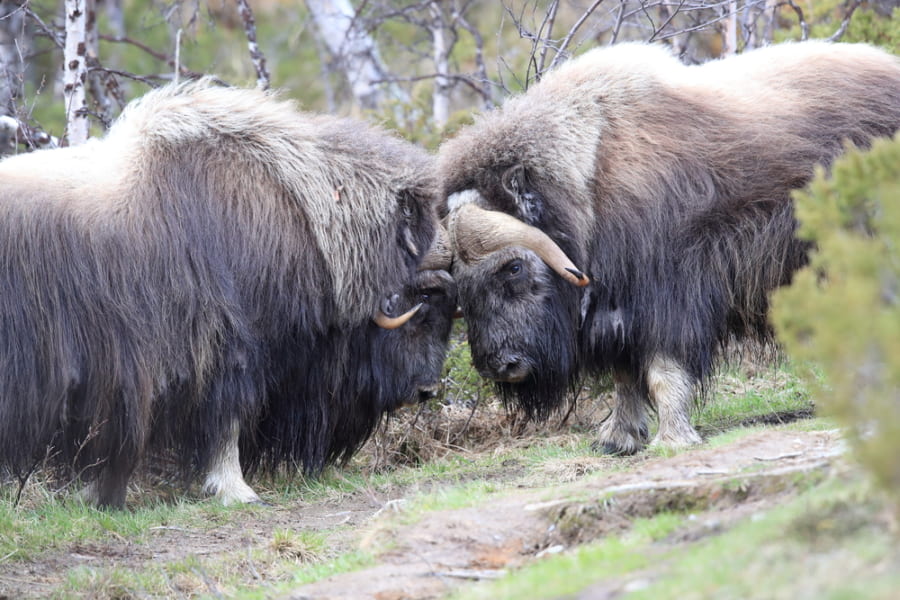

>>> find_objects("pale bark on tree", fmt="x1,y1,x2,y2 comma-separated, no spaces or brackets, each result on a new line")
305,0,407,110
430,3,451,128
722,0,739,55
64,0,90,145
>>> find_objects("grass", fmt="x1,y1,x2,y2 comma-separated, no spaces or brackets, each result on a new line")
695,361,814,436
0,359,831,598
0,492,230,562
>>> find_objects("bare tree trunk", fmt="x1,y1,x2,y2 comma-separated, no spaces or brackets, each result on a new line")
305,0,406,110
430,3,450,128
722,0,739,55
64,0,90,145
761,0,779,44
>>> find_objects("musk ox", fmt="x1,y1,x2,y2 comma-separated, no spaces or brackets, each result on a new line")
0,79,451,507
439,41,900,454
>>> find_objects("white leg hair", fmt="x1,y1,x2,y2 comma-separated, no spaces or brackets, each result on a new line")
647,355,702,449
595,370,650,455
202,419,261,505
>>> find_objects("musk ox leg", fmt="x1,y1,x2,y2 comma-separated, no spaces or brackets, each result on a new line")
76,461,134,509
203,419,260,506
77,478,128,509
594,370,650,455
647,356,703,450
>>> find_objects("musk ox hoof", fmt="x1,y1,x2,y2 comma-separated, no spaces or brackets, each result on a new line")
648,427,703,451
594,418,649,456
203,473,261,506
592,440,641,456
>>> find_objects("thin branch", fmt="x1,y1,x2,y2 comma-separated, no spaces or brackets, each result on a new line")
785,0,809,41
610,0,627,44
235,0,270,90
23,6,64,49
648,0,688,42
98,34,205,79
827,0,862,42
536,0,559,76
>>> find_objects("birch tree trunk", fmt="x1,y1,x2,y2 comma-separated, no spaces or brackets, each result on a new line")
64,0,90,145
430,3,450,129
722,0,739,55
305,0,407,110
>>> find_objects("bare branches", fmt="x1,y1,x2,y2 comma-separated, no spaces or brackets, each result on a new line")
549,0,606,70
785,0,809,41
4,0,881,155
98,34,204,80
827,0,863,42
235,0,271,90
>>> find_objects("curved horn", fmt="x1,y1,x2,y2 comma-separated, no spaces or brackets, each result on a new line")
418,223,453,271
448,202,589,287
373,303,423,329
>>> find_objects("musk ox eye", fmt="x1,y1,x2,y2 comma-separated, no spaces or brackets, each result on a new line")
419,287,444,302
503,260,523,276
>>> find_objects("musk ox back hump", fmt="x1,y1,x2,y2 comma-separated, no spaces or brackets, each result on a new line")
109,79,437,326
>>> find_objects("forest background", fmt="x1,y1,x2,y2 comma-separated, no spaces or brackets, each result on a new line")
1,0,899,154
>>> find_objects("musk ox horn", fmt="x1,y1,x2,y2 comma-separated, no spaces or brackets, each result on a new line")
419,223,453,272
448,202,589,287
373,302,423,329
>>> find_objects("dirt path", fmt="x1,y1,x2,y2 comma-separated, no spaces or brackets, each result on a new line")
0,427,845,599
276,428,844,600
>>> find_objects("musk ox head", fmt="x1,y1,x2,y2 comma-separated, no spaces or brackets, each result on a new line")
436,57,609,416
321,264,459,467
444,191,589,418
373,224,458,406
246,227,458,474
372,267,458,406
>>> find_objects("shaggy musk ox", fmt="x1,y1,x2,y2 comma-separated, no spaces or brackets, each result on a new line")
0,79,454,507
439,41,900,454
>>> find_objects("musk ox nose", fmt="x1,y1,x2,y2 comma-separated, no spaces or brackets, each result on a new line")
481,354,529,383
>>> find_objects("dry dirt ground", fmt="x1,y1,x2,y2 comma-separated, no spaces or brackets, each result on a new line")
0,424,848,599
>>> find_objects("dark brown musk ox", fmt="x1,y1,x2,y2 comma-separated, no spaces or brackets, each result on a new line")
438,41,900,455
0,79,455,508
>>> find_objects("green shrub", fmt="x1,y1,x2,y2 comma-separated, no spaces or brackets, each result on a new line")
772,133,900,503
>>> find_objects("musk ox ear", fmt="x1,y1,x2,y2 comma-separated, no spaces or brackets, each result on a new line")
448,202,589,287
501,164,543,224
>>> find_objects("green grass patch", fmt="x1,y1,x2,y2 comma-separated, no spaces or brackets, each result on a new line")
695,363,813,436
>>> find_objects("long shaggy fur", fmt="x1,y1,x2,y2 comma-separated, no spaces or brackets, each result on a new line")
0,79,441,506
439,41,900,452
